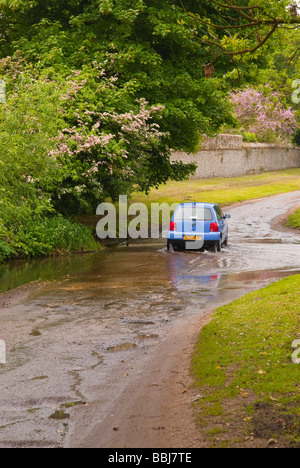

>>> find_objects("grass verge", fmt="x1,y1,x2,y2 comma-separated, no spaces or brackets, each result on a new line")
191,275,300,448
287,208,300,230
131,169,300,209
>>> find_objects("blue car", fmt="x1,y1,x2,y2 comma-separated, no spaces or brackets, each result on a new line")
167,203,231,252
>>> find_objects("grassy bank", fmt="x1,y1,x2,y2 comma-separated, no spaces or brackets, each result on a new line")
191,275,300,448
287,208,300,230
131,169,300,208
0,215,100,264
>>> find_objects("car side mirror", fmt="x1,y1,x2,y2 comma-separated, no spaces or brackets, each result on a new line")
223,214,231,219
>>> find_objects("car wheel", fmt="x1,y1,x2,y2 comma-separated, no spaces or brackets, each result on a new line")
214,239,222,253
223,235,228,247
167,240,173,252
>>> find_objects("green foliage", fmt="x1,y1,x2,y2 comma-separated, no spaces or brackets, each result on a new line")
0,0,299,261
242,132,258,143
0,0,235,152
0,215,98,262
0,61,56,257
0,58,99,261
0,240,16,263
14,215,98,257
51,68,197,215
292,128,300,147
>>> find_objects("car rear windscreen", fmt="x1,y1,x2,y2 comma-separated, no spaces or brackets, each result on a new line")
174,206,214,222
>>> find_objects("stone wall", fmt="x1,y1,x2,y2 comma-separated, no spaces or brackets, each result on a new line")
171,135,300,179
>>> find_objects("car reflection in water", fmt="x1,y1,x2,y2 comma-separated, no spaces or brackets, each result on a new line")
166,251,222,299
165,248,300,304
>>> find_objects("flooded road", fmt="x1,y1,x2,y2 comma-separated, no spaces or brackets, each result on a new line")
0,191,299,448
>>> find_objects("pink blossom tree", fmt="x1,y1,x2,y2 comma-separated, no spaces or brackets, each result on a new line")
230,85,297,143
51,68,195,214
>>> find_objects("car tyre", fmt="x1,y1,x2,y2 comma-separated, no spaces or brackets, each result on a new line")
214,239,222,253
223,235,228,247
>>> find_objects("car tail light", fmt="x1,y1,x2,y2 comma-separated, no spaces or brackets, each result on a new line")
170,221,177,232
210,222,219,232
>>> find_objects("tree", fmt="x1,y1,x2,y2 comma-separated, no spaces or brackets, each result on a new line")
1,1,299,146
0,0,235,152
230,84,297,142
177,0,300,60
51,67,197,215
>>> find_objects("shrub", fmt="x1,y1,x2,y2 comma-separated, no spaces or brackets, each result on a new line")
0,58,99,262
292,128,300,146
0,215,98,262
0,240,16,263
243,132,258,143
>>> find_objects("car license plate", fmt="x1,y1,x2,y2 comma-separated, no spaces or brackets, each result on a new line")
184,236,202,241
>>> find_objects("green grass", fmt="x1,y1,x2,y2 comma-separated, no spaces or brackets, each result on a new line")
131,169,300,209
191,275,300,448
287,208,300,230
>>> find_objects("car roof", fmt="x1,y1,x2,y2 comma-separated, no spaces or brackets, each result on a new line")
177,202,217,208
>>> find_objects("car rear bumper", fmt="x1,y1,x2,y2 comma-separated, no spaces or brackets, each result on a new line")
167,232,221,242
168,239,218,249
167,231,221,250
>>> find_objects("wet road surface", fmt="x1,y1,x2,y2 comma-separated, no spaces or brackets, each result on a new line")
0,191,299,448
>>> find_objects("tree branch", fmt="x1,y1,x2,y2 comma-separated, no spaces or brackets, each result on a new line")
287,47,300,64
223,0,256,21
179,0,261,30
177,1,300,58
209,0,262,11
198,23,279,57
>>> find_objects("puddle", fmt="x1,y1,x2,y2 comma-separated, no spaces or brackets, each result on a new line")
108,342,137,352
241,238,283,244
0,253,102,293
135,334,160,340
49,410,70,421
121,319,156,326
